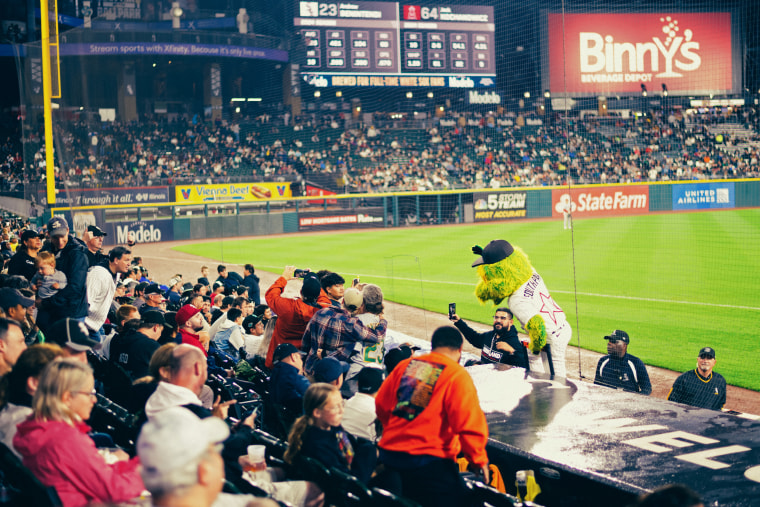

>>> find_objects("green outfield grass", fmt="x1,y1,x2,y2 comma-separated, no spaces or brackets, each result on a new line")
174,208,760,390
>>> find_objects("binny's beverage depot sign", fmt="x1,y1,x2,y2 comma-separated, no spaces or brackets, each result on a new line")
547,12,735,95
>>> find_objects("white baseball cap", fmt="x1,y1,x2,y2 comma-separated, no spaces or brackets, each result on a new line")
137,407,229,489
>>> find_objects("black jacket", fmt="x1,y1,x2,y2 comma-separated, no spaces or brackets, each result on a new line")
110,329,160,380
243,274,261,305
7,248,37,281
40,235,89,321
454,319,529,369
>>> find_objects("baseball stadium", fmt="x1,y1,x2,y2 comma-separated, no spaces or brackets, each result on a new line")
0,0,759,505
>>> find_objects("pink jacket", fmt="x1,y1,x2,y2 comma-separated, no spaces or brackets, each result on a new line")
14,418,144,507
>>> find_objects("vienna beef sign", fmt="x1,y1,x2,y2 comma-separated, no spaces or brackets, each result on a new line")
552,186,649,218
548,13,733,94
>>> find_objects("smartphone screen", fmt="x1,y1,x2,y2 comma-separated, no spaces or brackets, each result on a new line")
448,303,456,318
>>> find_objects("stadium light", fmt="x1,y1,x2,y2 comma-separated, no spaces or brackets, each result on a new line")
641,84,647,97
314,91,321,98
544,90,551,98
406,91,413,99
171,2,183,29
336,91,343,97
427,92,434,98
662,83,668,97
523,91,530,98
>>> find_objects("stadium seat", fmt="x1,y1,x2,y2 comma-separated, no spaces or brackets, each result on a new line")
464,477,520,507
370,487,421,507
329,467,373,506
0,442,62,507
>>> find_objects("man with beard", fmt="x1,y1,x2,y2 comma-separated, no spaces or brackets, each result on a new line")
668,347,726,411
450,307,528,369
593,330,651,395
175,304,208,357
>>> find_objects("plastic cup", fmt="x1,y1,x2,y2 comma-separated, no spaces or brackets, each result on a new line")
246,445,267,472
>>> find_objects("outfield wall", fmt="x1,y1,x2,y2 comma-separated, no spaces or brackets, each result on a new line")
46,179,760,246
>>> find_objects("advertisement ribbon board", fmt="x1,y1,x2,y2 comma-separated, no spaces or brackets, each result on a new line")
175,183,292,203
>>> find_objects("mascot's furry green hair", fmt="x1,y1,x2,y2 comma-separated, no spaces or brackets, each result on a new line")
472,240,572,377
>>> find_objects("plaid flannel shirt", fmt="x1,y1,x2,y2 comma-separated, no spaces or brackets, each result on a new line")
302,306,387,375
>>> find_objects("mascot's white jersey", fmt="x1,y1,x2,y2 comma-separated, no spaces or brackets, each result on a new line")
508,269,572,377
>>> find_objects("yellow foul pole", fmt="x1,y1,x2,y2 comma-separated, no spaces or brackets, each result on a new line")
40,0,56,205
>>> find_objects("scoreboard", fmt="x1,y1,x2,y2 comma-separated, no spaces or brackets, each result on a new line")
295,1,495,88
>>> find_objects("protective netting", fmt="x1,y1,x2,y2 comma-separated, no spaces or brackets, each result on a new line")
3,0,760,393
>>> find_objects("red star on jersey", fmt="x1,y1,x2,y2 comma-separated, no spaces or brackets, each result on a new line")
538,292,563,325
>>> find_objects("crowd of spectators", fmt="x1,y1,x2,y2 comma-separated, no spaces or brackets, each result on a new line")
0,211,723,506
5,104,760,196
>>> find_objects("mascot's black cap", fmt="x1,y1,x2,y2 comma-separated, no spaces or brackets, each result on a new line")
471,240,514,267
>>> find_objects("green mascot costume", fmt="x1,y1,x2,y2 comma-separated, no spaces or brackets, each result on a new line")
472,240,572,377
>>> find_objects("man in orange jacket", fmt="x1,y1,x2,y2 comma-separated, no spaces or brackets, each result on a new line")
375,325,489,507
264,266,330,369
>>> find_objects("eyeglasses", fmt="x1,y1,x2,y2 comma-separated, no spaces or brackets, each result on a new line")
699,354,714,360
76,389,98,399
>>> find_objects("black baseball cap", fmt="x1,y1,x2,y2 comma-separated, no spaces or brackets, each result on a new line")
47,318,99,352
313,357,350,383
242,314,262,334
699,347,716,359
20,229,45,242
0,287,34,311
143,284,164,296
604,330,630,344
357,366,385,394
471,240,514,267
141,310,168,328
87,225,107,237
273,343,299,363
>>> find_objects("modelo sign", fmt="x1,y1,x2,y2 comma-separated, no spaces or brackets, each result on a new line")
547,13,733,95
102,220,173,246
552,186,649,218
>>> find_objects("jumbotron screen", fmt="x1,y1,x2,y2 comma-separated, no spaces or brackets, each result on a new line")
295,1,496,88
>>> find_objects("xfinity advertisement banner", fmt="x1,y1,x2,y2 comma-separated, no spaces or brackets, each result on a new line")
672,182,735,210
38,187,170,207
473,191,527,221
547,12,733,95
552,186,650,218
298,208,385,231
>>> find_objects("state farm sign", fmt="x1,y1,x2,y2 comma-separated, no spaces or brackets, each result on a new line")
547,13,733,95
552,186,649,218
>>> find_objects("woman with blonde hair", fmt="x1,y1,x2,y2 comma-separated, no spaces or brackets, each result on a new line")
285,383,375,484
14,359,145,507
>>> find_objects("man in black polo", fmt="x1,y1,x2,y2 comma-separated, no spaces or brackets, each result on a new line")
450,307,528,369
594,330,651,395
668,347,726,411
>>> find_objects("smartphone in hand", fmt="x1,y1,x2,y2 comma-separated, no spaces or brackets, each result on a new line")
448,303,456,319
